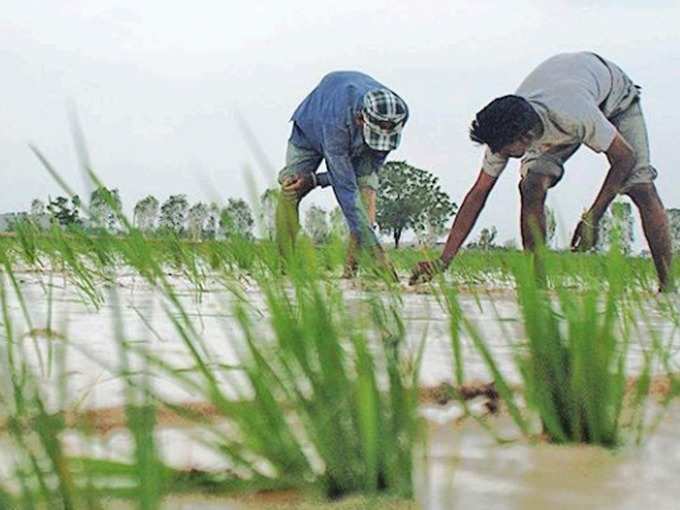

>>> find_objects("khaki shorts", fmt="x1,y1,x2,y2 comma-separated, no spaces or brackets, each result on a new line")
520,100,658,192
278,142,380,191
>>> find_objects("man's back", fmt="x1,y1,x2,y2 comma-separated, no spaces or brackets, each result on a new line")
291,71,387,152
517,52,614,107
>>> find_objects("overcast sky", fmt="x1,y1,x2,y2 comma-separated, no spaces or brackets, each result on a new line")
1,0,679,248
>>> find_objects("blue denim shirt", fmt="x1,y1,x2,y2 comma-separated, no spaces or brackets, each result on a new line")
289,71,406,246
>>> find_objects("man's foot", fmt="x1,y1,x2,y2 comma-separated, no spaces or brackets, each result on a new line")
409,259,444,285
341,264,358,279
659,281,677,294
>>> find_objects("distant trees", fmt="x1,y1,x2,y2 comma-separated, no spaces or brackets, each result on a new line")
89,187,121,232
187,202,209,240
545,206,557,248
668,208,680,253
259,188,279,240
329,206,348,239
221,198,255,239
7,190,262,241
597,201,634,254
377,161,457,248
204,203,221,239
304,205,330,244
159,194,189,234
30,199,45,218
466,226,498,250
47,195,82,227
133,195,160,232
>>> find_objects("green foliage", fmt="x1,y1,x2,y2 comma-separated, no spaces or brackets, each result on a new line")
545,206,556,247
666,208,680,253
304,205,330,244
444,247,674,447
133,195,160,232
221,198,255,239
187,201,209,240
376,161,456,248
88,187,122,232
47,195,82,227
329,206,348,240
159,194,189,234
465,226,498,250
259,188,280,240
597,200,634,254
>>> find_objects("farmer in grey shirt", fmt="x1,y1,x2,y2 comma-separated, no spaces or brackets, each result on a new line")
411,52,673,292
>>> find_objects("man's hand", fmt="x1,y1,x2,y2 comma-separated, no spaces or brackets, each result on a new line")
341,235,398,282
409,259,445,285
282,173,317,200
570,215,599,252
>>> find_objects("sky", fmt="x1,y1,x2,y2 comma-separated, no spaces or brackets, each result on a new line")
1,0,679,249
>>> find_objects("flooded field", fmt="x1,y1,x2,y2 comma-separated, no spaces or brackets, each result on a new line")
10,270,679,408
3,261,679,509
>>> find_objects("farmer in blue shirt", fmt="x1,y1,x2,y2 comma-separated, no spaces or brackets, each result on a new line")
276,71,408,276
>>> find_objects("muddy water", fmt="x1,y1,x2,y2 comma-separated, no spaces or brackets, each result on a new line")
87,404,680,509
3,272,680,509
8,273,522,411
9,273,678,412
416,404,680,510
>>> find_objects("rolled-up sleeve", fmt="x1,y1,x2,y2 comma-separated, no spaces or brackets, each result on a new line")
323,126,378,246
373,151,388,171
481,147,508,178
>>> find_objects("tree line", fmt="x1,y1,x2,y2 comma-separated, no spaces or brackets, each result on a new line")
23,190,256,240
8,161,680,252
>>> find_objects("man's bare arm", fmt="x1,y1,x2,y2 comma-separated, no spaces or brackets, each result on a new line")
440,170,498,265
588,133,636,220
571,133,636,250
409,170,497,284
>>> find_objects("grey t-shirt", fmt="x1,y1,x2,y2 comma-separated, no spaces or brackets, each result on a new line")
482,52,639,177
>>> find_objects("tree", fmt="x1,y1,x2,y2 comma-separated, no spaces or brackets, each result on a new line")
221,198,255,239
597,201,634,254
89,187,121,232
187,202,209,241
415,186,458,246
259,189,279,240
47,195,82,227
29,199,48,229
204,203,221,239
667,208,680,253
30,199,45,217
377,161,457,248
545,206,557,248
133,195,160,233
159,194,189,234
329,206,348,239
304,205,330,244
467,226,498,250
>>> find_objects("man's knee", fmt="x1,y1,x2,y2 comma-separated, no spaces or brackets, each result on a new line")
625,182,663,210
519,174,550,203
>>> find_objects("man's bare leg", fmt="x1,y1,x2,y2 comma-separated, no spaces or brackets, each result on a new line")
342,188,375,278
519,173,553,286
625,182,674,292
519,174,552,250
361,187,377,226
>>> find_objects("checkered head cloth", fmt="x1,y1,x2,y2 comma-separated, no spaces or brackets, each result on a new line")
361,89,408,151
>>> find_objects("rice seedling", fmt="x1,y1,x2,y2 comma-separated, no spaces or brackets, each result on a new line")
445,244,676,446
127,239,423,499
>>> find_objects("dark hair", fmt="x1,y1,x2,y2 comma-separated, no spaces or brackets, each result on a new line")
469,95,541,153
